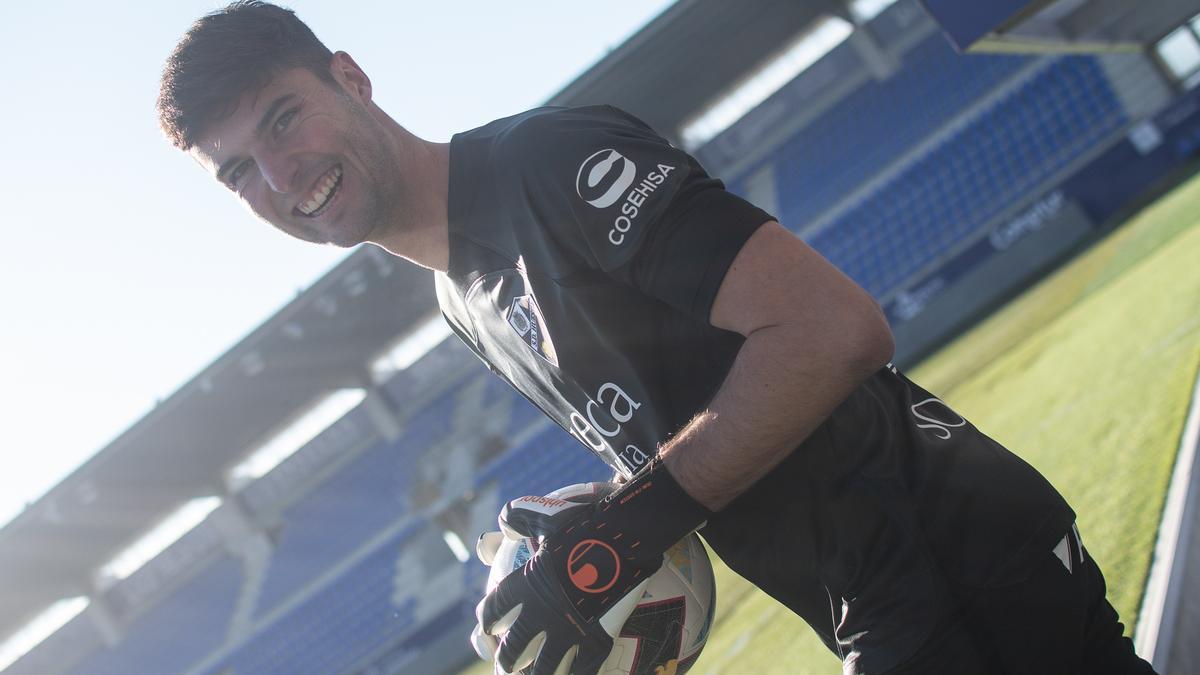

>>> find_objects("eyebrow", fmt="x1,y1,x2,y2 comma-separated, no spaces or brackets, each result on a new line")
215,93,296,183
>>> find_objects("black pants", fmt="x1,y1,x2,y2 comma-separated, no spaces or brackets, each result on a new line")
888,527,1156,674
700,369,1153,673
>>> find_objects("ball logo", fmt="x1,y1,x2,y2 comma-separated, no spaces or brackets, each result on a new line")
567,539,621,593
576,149,636,209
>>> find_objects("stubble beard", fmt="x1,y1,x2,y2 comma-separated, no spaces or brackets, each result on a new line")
348,158,403,249
334,98,406,249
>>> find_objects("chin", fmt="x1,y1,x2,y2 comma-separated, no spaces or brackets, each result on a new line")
322,231,363,248
328,222,374,249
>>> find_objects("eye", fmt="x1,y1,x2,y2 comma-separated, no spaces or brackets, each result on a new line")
227,160,254,189
273,108,298,135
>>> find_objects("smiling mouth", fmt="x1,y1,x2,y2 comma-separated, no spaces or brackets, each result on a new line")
296,165,343,217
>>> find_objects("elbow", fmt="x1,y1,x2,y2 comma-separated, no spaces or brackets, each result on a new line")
869,299,895,365
868,313,896,370
847,301,895,379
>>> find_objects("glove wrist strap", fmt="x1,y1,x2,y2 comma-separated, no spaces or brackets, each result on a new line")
598,457,711,559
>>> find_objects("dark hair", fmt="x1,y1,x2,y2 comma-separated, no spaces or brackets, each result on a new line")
156,1,335,150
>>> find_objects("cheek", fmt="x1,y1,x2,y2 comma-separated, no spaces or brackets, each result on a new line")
239,181,283,219
237,188,270,222
238,185,309,239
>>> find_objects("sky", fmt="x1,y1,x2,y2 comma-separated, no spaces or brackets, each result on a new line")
0,0,678,531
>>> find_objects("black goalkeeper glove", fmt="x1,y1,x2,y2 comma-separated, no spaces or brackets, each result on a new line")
476,459,711,675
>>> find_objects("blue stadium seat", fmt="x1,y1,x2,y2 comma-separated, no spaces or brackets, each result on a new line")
763,37,1032,231
203,521,428,675
802,55,1126,299
474,425,610,502
67,556,242,675
253,385,461,617
481,374,544,439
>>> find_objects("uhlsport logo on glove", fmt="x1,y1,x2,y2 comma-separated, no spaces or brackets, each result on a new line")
476,482,717,675
567,539,621,593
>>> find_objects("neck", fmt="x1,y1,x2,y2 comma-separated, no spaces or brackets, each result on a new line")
367,117,451,273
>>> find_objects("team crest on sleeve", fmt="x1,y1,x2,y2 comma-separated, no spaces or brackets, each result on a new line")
507,294,558,367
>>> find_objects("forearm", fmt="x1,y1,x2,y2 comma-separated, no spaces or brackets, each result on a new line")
661,322,889,511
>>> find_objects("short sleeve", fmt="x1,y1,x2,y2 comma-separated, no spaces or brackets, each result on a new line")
504,105,775,323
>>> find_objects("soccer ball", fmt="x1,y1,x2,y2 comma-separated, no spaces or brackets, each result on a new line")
486,483,716,675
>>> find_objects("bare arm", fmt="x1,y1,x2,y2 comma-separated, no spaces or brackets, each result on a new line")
660,221,894,511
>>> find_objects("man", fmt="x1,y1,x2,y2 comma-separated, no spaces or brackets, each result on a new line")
157,3,1155,673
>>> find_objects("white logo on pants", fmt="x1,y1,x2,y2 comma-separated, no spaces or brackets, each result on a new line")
910,397,967,440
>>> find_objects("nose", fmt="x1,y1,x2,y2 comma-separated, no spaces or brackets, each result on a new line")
256,147,298,194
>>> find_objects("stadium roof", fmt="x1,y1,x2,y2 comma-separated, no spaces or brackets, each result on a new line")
922,0,1200,52
0,0,848,640
547,0,850,142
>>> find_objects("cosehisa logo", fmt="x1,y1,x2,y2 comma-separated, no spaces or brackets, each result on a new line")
575,148,677,246
576,149,636,209
567,538,620,594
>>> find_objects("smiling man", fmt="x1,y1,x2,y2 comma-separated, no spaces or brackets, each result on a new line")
157,3,1156,674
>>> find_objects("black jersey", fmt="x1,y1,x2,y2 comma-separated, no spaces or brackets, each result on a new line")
437,105,1076,671
437,105,764,478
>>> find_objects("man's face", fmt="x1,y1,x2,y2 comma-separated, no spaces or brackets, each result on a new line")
190,64,399,247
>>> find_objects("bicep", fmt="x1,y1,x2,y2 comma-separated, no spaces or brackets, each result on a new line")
709,221,893,359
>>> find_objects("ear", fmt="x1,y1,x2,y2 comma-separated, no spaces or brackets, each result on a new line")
329,51,373,105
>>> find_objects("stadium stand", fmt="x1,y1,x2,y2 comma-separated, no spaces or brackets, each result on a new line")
70,555,242,675
103,516,227,619
198,521,430,675
251,393,450,618
760,37,1034,232
803,54,1128,299
692,1,1158,363
472,426,610,502
192,387,605,675
238,403,378,519
181,341,581,673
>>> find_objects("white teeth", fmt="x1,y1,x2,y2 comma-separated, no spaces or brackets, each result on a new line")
298,166,342,215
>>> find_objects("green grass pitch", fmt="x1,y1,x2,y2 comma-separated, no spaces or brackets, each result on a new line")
460,171,1200,674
